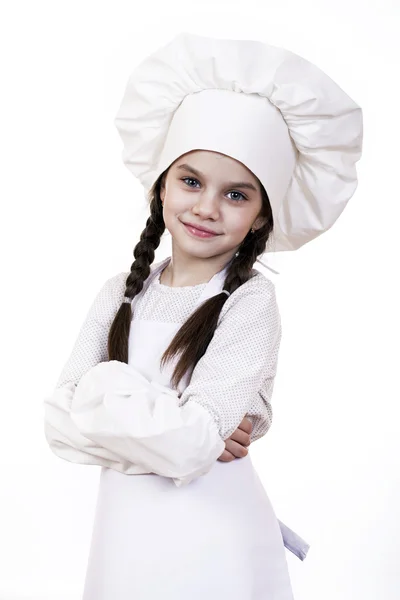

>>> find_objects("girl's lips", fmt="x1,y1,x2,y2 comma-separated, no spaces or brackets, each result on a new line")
181,222,220,238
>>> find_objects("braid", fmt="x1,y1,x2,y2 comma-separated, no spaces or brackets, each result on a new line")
107,177,166,363
222,225,270,295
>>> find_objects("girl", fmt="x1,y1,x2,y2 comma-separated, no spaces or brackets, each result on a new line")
44,32,363,599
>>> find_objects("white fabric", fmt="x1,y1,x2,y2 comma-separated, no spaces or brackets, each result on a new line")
114,31,363,252
83,455,294,599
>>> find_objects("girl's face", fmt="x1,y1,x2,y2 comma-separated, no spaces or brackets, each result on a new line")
160,150,266,263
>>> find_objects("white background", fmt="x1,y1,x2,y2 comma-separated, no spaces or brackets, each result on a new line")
1,1,399,598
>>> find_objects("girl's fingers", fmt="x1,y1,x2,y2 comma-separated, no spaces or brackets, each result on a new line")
229,426,251,447
217,449,236,462
217,418,253,461
224,438,249,458
238,416,253,435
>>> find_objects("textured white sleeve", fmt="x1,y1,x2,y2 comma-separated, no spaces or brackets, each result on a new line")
43,272,133,468
248,377,275,443
53,273,126,389
177,275,282,442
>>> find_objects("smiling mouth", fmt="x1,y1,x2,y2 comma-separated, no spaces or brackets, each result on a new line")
182,221,220,235
181,221,222,238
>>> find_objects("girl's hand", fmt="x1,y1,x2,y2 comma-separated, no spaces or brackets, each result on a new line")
217,416,252,462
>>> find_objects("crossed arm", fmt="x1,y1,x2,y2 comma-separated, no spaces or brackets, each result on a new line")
44,272,281,486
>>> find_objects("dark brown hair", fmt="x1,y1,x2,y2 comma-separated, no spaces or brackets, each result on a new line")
108,167,274,389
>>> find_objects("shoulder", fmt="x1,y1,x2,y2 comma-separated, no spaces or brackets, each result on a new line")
87,272,127,323
217,268,280,327
242,268,276,296
101,271,128,304
224,268,277,307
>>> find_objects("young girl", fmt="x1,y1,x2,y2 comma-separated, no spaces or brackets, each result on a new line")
44,32,363,599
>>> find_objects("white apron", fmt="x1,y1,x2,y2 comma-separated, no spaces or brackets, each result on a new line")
81,258,304,600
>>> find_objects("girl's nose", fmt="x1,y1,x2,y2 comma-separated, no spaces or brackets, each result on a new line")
192,194,220,218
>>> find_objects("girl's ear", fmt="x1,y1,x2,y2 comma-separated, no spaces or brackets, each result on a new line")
160,174,167,203
252,216,267,231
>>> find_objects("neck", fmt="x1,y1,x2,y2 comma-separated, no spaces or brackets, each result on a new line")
159,252,234,288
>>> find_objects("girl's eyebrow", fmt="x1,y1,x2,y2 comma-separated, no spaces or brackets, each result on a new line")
176,163,258,192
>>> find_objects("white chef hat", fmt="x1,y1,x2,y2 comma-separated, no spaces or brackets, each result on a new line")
114,32,363,256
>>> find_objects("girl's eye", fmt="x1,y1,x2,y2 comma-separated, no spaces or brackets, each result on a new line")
181,177,247,202
227,190,247,202
182,177,200,188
